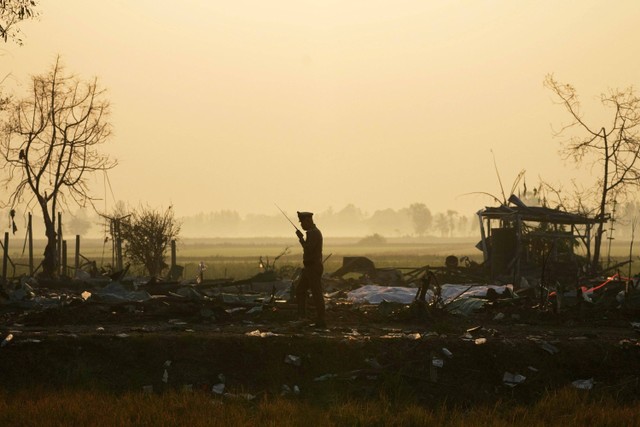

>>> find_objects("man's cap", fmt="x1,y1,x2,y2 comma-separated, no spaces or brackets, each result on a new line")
297,211,313,220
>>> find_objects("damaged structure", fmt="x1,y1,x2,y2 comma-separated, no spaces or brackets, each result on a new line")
477,194,610,290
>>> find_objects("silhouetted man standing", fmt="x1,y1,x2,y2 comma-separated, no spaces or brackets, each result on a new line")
295,211,326,328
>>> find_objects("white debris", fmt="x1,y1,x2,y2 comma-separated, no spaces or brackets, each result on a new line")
245,329,278,338
503,372,526,387
572,378,594,390
1,333,14,347
284,354,301,366
314,373,338,381
247,306,263,314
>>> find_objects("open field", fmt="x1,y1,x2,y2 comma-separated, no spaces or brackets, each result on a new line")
4,236,640,281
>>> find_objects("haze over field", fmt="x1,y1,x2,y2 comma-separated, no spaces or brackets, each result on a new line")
3,1,640,224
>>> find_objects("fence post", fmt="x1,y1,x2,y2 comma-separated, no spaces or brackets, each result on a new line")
62,240,68,277
57,212,62,275
171,240,176,270
75,235,80,278
2,232,8,284
28,213,33,276
115,219,123,271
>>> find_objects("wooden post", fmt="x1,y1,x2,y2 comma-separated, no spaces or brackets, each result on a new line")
2,232,8,284
28,213,33,276
110,219,116,269
62,240,68,277
171,240,176,270
515,215,522,288
57,212,63,275
75,235,80,278
476,210,489,263
115,218,123,271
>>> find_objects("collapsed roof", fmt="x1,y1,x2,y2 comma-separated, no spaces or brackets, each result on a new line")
476,194,609,284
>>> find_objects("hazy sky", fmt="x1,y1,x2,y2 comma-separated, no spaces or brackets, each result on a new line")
3,1,640,219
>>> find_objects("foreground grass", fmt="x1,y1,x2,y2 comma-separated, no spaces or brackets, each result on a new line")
1,387,638,427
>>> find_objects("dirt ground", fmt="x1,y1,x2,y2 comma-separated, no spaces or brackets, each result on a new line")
1,286,640,408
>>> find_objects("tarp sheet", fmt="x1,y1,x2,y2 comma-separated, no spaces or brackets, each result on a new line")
346,284,513,305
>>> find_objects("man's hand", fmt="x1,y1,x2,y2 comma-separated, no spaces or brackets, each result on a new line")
296,230,304,240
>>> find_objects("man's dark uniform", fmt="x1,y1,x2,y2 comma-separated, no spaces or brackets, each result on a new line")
295,211,325,326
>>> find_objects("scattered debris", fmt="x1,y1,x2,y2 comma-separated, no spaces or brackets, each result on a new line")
314,373,338,382
280,384,301,396
246,329,279,338
540,341,560,355
503,372,526,387
284,354,301,366
572,378,594,390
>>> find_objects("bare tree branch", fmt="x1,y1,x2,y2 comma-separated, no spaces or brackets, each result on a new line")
0,56,116,278
545,74,640,272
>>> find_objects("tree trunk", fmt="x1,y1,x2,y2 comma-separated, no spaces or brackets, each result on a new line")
41,212,58,278
592,221,605,275
591,128,609,275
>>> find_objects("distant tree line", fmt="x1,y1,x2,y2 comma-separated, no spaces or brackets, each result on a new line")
177,203,480,238
6,199,640,242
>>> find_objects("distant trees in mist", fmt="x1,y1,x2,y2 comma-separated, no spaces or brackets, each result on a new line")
6,200,640,240
177,203,479,238
5,200,638,243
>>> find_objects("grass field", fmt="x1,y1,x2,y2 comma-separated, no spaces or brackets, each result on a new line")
3,236,639,281
1,387,639,427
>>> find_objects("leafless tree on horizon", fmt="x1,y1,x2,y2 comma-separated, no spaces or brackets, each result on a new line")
544,73,640,273
0,56,116,278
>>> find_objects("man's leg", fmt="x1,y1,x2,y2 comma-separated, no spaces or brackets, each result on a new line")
310,272,326,326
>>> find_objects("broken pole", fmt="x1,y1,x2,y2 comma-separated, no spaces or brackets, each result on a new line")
62,240,68,277
75,235,80,278
28,213,33,276
57,212,63,276
476,210,489,263
115,218,123,271
515,215,522,287
2,232,8,284
171,239,176,271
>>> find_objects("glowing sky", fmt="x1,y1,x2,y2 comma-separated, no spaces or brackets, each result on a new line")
3,1,640,218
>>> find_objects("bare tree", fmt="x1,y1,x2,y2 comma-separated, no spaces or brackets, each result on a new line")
446,209,458,237
0,56,115,278
408,203,432,237
544,74,640,272
0,0,38,45
120,205,181,277
434,212,449,238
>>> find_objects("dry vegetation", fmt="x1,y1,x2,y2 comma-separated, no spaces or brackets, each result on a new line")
0,387,639,426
